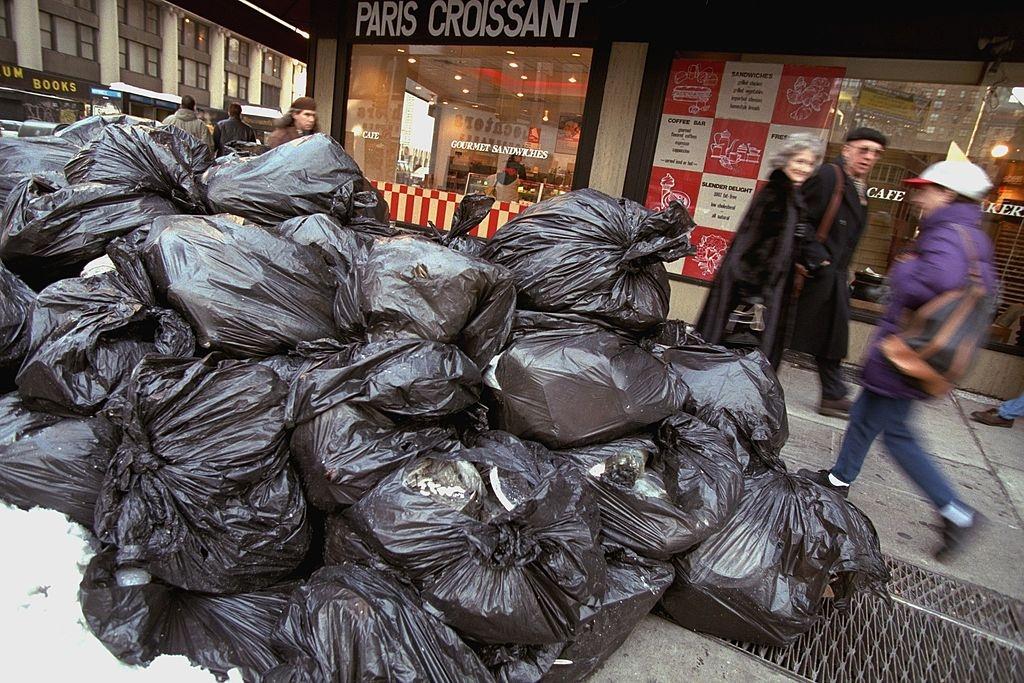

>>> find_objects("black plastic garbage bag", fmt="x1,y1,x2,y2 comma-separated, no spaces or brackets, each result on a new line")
80,549,293,680
0,174,178,288
361,233,516,367
485,189,695,332
220,139,268,158
291,400,462,511
418,192,494,258
651,319,706,347
265,564,495,683
16,240,195,415
555,414,743,559
661,467,890,647
94,354,310,594
288,338,481,425
478,544,674,683
658,342,787,471
0,262,34,385
0,393,117,527
487,312,688,449
275,213,370,338
143,214,341,358
204,133,389,228
347,431,606,645
55,114,156,147
0,135,77,176
64,124,212,212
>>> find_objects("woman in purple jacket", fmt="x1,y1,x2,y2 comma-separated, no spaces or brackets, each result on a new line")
799,160,997,561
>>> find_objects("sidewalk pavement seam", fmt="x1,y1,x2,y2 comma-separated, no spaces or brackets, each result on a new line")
951,391,1024,529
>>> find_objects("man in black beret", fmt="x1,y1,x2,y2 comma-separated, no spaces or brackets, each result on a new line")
790,127,887,418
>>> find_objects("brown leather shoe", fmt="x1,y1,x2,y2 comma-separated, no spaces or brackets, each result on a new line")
818,397,851,419
970,408,1013,428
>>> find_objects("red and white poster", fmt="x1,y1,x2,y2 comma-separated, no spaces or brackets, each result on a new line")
647,59,845,281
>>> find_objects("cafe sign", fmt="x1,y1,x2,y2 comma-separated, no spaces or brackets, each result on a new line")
0,63,92,98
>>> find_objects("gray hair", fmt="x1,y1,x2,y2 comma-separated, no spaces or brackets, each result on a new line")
768,133,825,171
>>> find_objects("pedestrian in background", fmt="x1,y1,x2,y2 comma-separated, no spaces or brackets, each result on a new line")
971,391,1024,428
696,133,823,368
789,127,888,418
161,94,214,150
268,96,318,148
214,102,257,156
800,160,997,560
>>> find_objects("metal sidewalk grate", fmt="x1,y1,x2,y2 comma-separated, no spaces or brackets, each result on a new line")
708,556,1024,682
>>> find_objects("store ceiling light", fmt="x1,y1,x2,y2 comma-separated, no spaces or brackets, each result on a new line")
472,104,479,108
509,62,518,68
991,143,1009,158
568,76,577,83
408,58,416,63
571,52,581,57
454,74,462,80
414,86,421,90
520,75,528,80
442,100,448,104
506,50,515,55
397,48,405,53
462,88,470,93
516,92,524,98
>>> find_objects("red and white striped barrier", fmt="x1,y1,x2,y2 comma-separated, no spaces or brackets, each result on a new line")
371,181,530,238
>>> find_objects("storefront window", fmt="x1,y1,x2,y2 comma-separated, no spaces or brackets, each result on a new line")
345,45,592,205
826,79,1024,325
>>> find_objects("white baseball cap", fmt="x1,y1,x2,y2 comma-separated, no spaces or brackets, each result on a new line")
903,160,993,201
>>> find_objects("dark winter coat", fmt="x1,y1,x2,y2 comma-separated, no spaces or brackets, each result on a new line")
696,168,804,368
267,125,301,149
860,202,997,400
213,116,257,156
789,160,867,359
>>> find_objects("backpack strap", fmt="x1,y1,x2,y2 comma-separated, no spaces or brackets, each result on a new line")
815,163,844,243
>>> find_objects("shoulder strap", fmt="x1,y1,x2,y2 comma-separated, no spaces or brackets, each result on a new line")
815,163,844,243
952,224,983,283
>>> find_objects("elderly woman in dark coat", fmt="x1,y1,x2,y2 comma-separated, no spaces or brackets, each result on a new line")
696,133,824,368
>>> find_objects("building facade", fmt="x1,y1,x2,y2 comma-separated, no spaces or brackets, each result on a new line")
1,0,306,123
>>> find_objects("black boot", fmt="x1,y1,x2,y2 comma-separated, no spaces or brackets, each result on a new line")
934,509,984,562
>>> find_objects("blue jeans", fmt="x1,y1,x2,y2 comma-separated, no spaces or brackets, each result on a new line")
998,392,1024,420
832,389,959,510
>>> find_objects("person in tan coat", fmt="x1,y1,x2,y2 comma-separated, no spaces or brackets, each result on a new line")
161,95,214,150
267,96,318,148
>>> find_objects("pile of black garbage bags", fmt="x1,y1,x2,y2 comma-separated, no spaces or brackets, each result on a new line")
0,115,890,682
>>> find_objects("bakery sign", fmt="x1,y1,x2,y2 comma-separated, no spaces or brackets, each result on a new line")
349,0,596,42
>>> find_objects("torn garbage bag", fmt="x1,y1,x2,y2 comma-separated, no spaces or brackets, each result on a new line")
0,394,117,527
0,174,178,288
1,262,34,387
265,564,495,683
346,431,606,645
80,549,293,680
485,189,695,332
64,124,212,212
555,415,742,559
94,354,310,594
288,338,481,425
143,214,341,357
361,233,516,367
661,467,890,647
487,312,687,449
16,241,194,415
275,213,370,338
204,133,388,228
659,342,787,471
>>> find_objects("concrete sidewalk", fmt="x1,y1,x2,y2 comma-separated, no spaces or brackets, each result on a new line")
591,359,1024,681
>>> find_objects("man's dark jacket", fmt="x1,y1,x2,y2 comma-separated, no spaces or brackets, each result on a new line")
789,160,868,360
696,168,803,368
214,116,257,156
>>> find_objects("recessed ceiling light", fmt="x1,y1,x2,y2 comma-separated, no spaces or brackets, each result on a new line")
462,88,470,93
442,100,448,104
454,74,462,80
520,75,527,80
516,92,524,97
568,76,577,83
414,86,421,90
571,52,581,57
408,58,416,63
472,104,479,108
397,48,405,53
453,106,459,110
508,62,518,68
506,50,515,55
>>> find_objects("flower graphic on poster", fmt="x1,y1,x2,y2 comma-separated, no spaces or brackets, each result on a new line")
708,130,762,171
671,64,718,115
786,76,832,121
694,233,730,277
658,173,692,211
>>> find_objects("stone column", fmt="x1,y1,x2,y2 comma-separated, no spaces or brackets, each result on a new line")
248,43,263,105
160,5,179,95
279,57,294,111
209,28,226,109
95,0,120,84
12,0,43,70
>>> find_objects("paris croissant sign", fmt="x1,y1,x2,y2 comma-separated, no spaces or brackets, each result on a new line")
348,0,596,43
